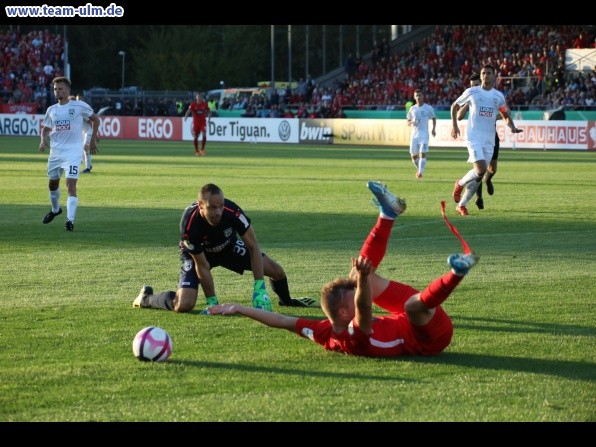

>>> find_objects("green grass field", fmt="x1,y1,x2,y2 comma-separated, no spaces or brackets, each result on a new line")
0,136,594,422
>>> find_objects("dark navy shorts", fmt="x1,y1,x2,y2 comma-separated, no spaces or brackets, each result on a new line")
178,239,263,289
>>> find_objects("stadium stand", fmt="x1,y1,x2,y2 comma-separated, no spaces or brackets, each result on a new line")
2,25,593,116
1,29,64,113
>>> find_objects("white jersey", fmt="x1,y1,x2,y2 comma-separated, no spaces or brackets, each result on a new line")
455,86,507,145
407,103,436,141
42,99,94,158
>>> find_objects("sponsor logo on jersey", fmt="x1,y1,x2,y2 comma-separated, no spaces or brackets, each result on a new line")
55,119,70,131
479,106,493,117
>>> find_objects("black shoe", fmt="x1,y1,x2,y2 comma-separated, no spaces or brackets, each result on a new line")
65,220,74,231
486,178,494,195
279,297,320,308
475,197,484,210
82,168,91,174
42,208,62,224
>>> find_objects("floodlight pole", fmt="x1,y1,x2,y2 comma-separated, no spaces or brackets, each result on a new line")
118,50,126,90
271,25,275,90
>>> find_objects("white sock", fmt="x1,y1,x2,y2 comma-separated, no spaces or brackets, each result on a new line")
50,189,61,212
67,196,78,222
419,158,426,174
86,153,92,169
411,158,419,168
460,180,480,206
460,169,478,186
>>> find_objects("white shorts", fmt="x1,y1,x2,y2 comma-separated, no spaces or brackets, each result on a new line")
47,152,83,180
409,137,429,156
466,141,494,164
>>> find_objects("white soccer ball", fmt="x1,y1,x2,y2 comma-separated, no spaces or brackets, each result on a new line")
132,326,172,362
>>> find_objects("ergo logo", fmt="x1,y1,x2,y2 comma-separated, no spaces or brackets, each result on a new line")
98,117,122,137
139,118,173,139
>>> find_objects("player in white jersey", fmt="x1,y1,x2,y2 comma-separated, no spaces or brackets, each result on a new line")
39,77,99,231
406,89,436,179
450,64,523,216
458,73,500,210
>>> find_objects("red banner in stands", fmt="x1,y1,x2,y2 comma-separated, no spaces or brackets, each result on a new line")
2,103,38,114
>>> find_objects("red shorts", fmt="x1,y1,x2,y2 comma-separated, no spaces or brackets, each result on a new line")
192,121,206,135
412,306,453,355
373,280,453,355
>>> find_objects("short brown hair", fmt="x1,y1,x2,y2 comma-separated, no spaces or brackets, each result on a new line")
199,183,222,202
321,277,355,319
52,76,71,88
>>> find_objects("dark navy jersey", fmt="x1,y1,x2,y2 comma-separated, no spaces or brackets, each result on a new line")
179,198,251,256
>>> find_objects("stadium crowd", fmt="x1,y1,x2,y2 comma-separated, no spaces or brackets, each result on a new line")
2,25,595,116
319,25,596,112
1,29,65,113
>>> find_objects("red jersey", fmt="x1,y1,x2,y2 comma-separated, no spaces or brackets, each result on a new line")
295,306,453,357
188,100,210,126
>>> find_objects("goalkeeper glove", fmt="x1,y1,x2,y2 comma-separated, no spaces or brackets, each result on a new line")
199,295,219,315
205,295,219,307
252,279,272,311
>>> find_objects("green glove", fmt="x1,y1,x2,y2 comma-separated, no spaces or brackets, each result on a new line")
199,295,219,315
252,280,272,311
205,295,219,307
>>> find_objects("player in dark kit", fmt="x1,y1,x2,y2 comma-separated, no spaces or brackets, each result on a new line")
133,183,318,313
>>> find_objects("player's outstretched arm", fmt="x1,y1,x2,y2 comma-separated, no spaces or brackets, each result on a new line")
208,303,298,332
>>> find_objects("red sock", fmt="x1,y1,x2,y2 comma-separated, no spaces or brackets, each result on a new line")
419,271,463,309
360,216,394,268
194,141,198,151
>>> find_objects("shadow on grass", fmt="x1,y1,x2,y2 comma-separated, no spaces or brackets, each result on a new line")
453,315,596,337
165,350,594,382
2,204,594,252
165,358,418,382
433,351,595,382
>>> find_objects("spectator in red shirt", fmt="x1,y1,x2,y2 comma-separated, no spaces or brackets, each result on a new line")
573,32,590,48
295,102,308,118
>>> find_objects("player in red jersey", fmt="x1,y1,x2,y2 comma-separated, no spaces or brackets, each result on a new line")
184,93,211,156
207,181,479,358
